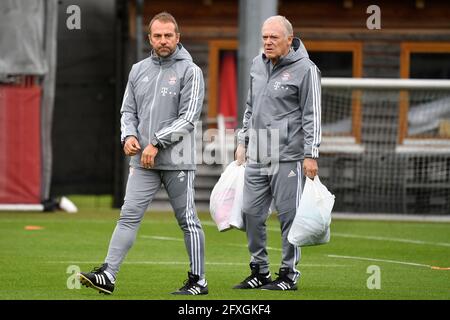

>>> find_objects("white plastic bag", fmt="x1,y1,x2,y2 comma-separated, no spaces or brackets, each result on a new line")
288,176,335,247
209,161,245,231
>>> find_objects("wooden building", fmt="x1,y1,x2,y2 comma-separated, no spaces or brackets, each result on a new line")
128,0,450,124
124,0,450,213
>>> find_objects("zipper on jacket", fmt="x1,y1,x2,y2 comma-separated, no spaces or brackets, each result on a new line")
264,62,271,91
148,65,163,142
265,61,283,88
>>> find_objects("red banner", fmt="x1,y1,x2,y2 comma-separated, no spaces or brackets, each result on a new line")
0,86,41,204
218,52,238,129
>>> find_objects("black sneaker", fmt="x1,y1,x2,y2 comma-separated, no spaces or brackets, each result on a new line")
233,263,272,289
260,267,298,291
78,263,115,294
171,272,208,295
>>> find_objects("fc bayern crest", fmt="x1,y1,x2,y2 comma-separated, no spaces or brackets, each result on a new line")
281,72,291,81
168,76,177,85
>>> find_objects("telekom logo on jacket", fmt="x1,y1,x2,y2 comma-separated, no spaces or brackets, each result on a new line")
273,81,281,90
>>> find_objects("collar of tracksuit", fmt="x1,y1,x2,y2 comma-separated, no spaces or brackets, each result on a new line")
150,43,192,66
262,37,308,71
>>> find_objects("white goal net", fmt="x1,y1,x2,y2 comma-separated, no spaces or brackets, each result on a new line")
319,78,450,214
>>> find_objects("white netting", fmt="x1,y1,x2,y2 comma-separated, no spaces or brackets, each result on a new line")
319,78,450,214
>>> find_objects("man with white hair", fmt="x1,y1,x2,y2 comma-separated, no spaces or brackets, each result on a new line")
235,15,321,291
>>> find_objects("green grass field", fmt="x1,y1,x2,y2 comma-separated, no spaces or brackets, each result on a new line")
0,197,449,300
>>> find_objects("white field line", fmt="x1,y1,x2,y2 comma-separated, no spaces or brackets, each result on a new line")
140,235,284,252
48,260,248,266
8,219,450,248
327,254,432,268
225,243,282,252
140,235,284,254
46,260,346,267
239,225,449,248
49,235,443,269
49,234,346,268
149,223,450,248
203,221,279,233
140,235,184,241
331,212,450,222
331,232,450,247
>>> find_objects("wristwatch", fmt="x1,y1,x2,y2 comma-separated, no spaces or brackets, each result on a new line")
151,137,161,148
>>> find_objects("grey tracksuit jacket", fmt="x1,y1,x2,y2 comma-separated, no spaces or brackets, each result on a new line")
120,44,205,170
238,38,321,163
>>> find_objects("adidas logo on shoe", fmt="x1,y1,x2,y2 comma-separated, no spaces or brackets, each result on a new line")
261,279,297,291
260,267,298,291
233,263,272,289
171,272,208,295
78,263,115,295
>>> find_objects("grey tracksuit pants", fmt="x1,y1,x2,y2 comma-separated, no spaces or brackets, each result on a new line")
242,161,305,283
104,167,205,279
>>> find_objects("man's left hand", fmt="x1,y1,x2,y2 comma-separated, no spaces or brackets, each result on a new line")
303,158,318,179
141,144,159,169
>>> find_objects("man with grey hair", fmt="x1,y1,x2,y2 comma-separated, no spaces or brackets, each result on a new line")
234,15,321,291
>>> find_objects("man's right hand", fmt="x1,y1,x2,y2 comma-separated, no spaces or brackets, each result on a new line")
235,144,246,166
123,136,141,156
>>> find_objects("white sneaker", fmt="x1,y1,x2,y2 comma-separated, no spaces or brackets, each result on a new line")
59,196,78,213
